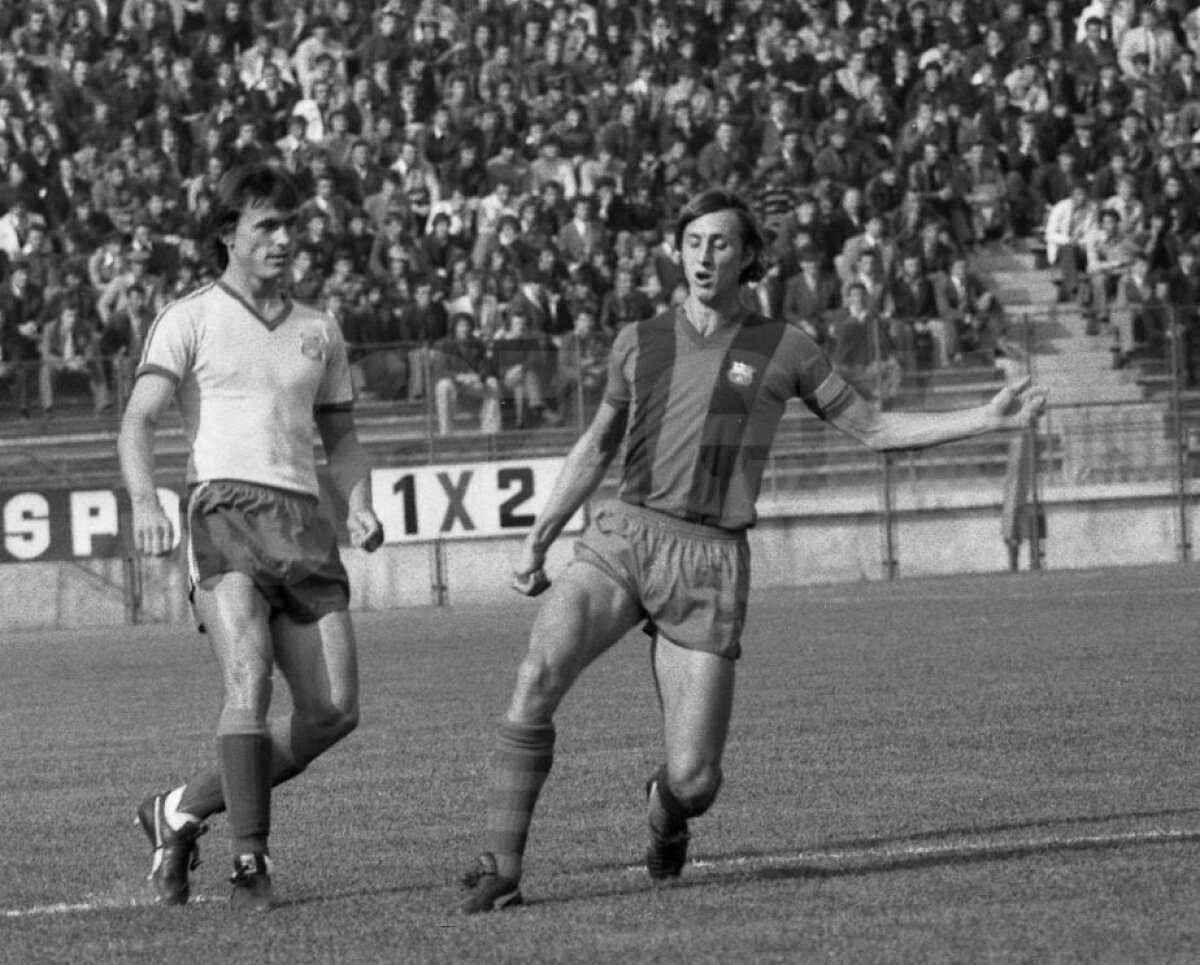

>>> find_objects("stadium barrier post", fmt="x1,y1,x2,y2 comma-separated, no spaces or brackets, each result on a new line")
1023,312,1044,570
429,539,448,606
118,493,143,624
421,345,436,459
871,320,899,581
122,549,143,625
1168,306,1192,562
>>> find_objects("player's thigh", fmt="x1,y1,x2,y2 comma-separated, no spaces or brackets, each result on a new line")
271,609,359,718
515,560,643,703
194,571,274,706
654,636,736,773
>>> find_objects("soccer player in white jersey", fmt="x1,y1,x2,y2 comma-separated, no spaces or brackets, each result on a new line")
118,164,384,912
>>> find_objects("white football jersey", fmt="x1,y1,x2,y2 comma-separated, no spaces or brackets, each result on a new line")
137,281,353,497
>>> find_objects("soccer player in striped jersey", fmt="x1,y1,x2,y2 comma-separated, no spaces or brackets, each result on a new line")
457,187,1046,913
118,165,383,912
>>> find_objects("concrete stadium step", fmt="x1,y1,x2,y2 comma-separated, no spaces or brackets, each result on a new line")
985,271,1058,305
765,444,1066,492
973,239,1157,405
771,435,1019,468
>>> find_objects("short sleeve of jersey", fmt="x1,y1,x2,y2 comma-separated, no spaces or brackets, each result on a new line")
136,302,195,385
782,325,858,421
601,322,637,410
314,314,355,411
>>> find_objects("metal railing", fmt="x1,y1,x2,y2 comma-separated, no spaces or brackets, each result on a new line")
4,314,1199,580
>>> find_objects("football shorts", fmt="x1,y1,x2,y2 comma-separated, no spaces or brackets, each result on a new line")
186,479,350,624
574,501,750,660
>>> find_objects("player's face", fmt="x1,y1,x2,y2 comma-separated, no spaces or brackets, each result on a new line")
681,209,751,306
229,201,295,282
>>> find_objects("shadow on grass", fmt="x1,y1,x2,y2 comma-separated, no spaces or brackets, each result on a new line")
526,807,1200,909
129,809,1200,915
730,806,1200,861
270,879,439,911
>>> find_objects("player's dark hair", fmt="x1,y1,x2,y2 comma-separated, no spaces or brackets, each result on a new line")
673,188,768,284
205,164,301,271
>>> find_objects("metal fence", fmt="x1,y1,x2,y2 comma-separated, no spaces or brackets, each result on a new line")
3,313,1198,576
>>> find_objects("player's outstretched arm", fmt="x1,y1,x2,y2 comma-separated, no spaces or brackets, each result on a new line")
316,409,384,552
118,373,178,556
829,375,1047,452
512,400,628,596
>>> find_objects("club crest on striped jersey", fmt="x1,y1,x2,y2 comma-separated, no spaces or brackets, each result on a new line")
727,360,755,387
299,331,325,362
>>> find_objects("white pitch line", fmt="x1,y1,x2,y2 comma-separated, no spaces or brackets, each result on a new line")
3,894,219,920
624,827,1199,874
794,584,1200,608
7,829,1196,918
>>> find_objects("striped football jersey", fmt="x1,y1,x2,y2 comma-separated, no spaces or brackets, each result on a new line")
604,306,856,530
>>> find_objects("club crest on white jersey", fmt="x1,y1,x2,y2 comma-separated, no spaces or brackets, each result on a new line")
300,331,326,362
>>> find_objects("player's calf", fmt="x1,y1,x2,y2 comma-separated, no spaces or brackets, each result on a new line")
645,765,722,880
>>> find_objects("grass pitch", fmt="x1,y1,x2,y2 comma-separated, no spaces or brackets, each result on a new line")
2,565,1198,964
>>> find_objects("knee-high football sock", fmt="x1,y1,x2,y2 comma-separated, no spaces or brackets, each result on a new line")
175,717,316,823
484,721,556,873
218,708,272,856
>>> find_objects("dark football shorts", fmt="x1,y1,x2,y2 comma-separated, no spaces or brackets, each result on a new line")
186,479,350,624
573,501,750,660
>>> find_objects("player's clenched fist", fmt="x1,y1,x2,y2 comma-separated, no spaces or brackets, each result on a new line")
511,537,550,596
349,509,385,553
132,500,174,556
512,567,551,597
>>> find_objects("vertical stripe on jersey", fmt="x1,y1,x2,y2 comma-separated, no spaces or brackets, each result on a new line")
686,320,787,524
624,317,678,504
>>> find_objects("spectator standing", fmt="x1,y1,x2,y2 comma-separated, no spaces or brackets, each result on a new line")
0,261,44,417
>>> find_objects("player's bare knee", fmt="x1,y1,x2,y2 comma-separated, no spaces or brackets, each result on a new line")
307,702,359,745
329,703,359,740
668,762,723,816
221,665,272,709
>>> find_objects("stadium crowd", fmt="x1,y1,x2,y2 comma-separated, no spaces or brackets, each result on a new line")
1,0,1199,427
